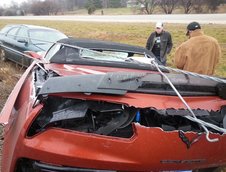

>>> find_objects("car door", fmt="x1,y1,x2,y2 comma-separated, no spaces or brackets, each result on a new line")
3,26,20,63
15,26,33,67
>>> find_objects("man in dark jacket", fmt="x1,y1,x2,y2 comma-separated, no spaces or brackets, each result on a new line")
146,22,173,66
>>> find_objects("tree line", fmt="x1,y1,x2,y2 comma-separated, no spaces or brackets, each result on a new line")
138,0,226,14
0,0,225,16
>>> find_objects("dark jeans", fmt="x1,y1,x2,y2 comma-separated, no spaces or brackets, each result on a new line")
156,56,166,66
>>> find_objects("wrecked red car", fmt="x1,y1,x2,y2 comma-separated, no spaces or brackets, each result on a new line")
1,38,226,172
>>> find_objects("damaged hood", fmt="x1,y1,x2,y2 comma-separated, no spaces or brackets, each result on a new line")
37,70,225,98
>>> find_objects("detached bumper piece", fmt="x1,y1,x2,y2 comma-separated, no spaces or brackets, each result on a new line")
16,158,116,172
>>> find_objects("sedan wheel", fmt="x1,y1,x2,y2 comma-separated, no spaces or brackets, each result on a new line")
0,48,7,61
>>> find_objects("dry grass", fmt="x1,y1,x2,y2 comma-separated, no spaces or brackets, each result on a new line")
0,62,23,170
1,20,226,76
0,62,24,111
0,20,226,171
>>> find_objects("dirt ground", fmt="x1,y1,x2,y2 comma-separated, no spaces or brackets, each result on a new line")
0,62,23,111
0,62,23,102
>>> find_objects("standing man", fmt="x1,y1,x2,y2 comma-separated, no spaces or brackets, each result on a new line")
174,21,221,75
146,22,173,66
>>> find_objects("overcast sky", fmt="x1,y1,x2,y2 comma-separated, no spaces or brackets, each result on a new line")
0,0,27,7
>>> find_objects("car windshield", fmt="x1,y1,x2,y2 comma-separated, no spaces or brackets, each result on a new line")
29,29,67,45
45,43,152,65
80,49,128,62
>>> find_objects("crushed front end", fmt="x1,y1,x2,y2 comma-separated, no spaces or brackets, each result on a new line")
1,64,226,172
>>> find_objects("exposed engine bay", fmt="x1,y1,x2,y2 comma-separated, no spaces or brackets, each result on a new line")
4,39,226,172
28,96,226,140
27,67,226,147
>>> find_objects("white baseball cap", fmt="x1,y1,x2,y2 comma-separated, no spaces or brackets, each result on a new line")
156,22,163,29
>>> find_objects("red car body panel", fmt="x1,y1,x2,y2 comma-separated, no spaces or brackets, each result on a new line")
45,63,159,76
1,61,226,172
58,92,226,111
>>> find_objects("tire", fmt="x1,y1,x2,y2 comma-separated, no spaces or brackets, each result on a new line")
0,48,7,62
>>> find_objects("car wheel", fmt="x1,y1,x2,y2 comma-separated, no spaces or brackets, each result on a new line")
0,48,7,62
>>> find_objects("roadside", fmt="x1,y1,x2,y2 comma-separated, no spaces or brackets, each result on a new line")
0,20,226,171
1,14,226,24
0,62,23,111
0,62,24,170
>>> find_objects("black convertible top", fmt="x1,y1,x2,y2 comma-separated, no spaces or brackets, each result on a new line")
50,38,164,70
57,38,155,58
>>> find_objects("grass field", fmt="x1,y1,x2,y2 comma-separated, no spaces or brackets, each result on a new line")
65,7,134,15
64,5,226,15
0,19,226,171
1,19,226,77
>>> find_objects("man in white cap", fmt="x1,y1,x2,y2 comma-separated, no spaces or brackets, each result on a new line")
146,22,173,66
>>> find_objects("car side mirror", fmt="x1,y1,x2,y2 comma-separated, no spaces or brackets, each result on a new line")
18,39,28,44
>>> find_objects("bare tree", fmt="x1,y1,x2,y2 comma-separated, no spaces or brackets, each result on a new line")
20,1,33,15
30,0,62,15
0,7,4,16
191,0,222,14
102,0,109,8
181,0,194,13
159,0,178,14
120,0,127,7
136,0,158,14
9,1,19,9
192,0,205,13
206,0,221,13
45,0,62,15
60,0,87,13
31,2,47,15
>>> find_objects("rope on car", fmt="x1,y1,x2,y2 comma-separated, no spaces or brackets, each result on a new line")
1,33,226,85
1,33,226,84
2,34,226,141
162,65,226,84
147,57,226,143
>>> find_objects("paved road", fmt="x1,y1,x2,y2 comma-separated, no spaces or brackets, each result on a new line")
0,14,226,24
